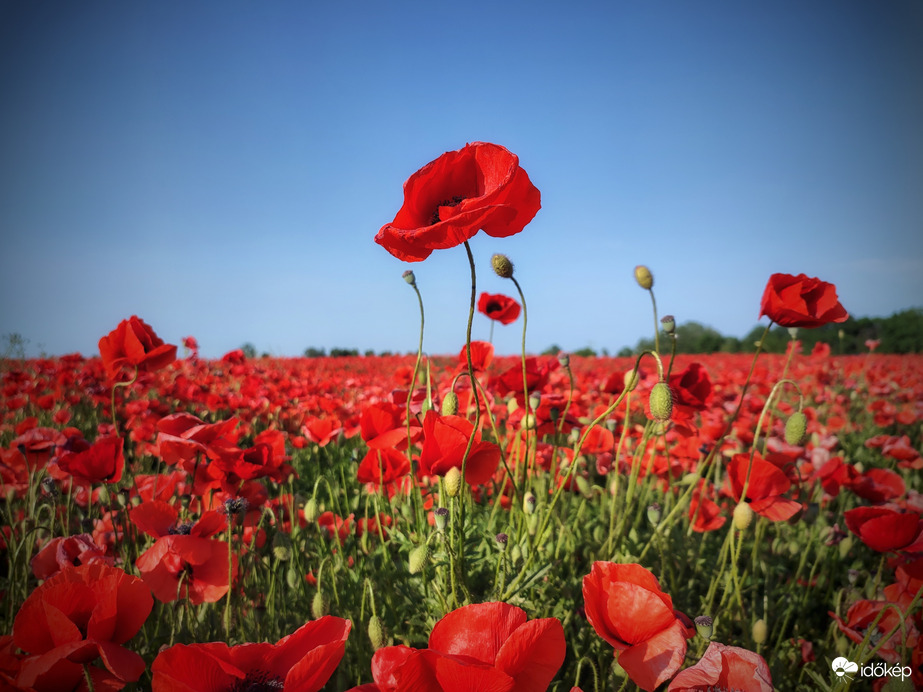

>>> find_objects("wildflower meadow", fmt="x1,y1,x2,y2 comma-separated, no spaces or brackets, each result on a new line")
2,142,921,691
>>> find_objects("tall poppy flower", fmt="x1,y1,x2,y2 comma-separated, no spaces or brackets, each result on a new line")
419,410,500,486
375,142,541,262
12,563,152,692
844,506,922,553
478,292,521,325
758,273,848,328
151,616,351,692
54,435,125,485
583,562,692,691
345,602,565,692
98,315,177,381
726,452,801,522
667,642,773,691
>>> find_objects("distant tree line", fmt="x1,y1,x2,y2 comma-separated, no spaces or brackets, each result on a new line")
540,308,922,357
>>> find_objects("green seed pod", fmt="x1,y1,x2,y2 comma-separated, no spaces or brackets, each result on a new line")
402,270,416,287
408,544,429,575
441,391,459,416
368,615,385,650
695,615,714,640
649,382,673,422
784,411,807,446
647,502,662,526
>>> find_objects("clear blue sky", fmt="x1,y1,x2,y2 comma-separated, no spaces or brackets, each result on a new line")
2,1,921,358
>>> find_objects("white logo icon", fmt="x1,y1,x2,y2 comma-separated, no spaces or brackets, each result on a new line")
831,657,858,679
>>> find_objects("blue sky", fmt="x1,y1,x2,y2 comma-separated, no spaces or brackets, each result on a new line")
1,1,921,358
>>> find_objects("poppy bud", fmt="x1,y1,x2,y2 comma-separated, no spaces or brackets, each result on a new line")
733,501,754,530
441,391,459,416
558,352,570,368
507,397,518,413
634,265,654,290
402,270,416,286
523,491,536,514
368,614,385,650
647,502,662,526
491,253,514,279
529,392,541,412
694,615,714,640
649,382,673,422
784,411,807,446
304,497,319,523
624,368,640,392
752,618,768,645
311,591,328,619
495,532,509,551
661,315,676,334
408,544,429,575
444,466,463,498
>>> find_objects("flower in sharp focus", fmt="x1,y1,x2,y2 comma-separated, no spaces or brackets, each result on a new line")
419,410,500,486
98,315,177,381
375,142,541,262
477,292,522,325
151,616,351,692
758,273,848,328
583,562,693,691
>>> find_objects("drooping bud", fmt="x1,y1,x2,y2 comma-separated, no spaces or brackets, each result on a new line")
402,270,416,286
304,497,319,523
623,368,640,392
441,391,459,416
311,591,328,619
694,615,714,640
368,615,385,650
649,382,673,422
634,265,654,290
784,411,807,446
408,544,429,575
491,254,514,279
443,466,463,498
733,501,754,530
661,315,676,334
752,618,768,645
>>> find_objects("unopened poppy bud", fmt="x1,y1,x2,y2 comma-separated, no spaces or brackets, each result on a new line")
647,502,662,526
523,492,536,514
634,265,654,290
441,391,459,416
506,397,518,413
368,615,385,650
491,253,514,279
522,413,536,430
575,475,592,498
733,501,754,530
649,382,673,422
304,497,319,523
752,618,768,645
402,270,416,286
624,369,640,392
495,532,509,551
408,544,429,575
695,615,714,640
528,393,541,412
784,411,807,446
558,352,570,368
661,315,676,334
443,466,463,498
311,591,328,619
434,506,449,531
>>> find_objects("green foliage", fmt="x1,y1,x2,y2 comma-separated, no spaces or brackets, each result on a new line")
240,342,257,359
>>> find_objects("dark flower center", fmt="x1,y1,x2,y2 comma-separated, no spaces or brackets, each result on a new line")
486,301,502,315
229,671,284,692
169,522,194,535
430,196,465,224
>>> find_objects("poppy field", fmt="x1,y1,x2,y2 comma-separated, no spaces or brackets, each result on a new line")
2,143,922,691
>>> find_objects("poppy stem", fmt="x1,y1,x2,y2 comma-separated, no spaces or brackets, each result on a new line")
405,275,426,530
109,365,138,437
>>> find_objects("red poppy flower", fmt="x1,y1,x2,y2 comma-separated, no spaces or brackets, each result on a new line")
419,410,500,486
12,563,152,692
151,616,351,692
135,535,237,604
830,599,920,665
31,534,113,581
844,506,922,553
456,340,494,372
348,602,565,692
726,452,801,522
357,447,411,486
668,363,712,423
583,562,692,691
758,273,848,328
54,435,125,485
302,416,344,447
667,642,773,691
375,142,541,262
478,292,521,325
98,315,177,381
361,402,422,451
